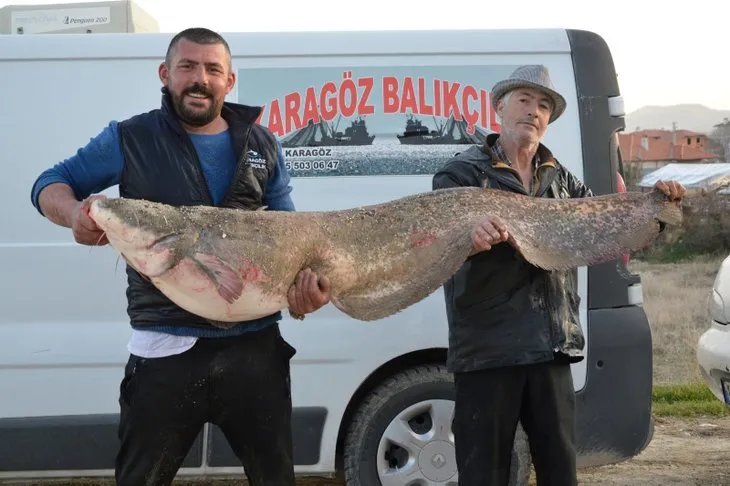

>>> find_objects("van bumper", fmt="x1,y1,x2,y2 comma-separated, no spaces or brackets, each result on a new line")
575,305,654,467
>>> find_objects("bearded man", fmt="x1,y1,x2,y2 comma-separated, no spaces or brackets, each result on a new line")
30,27,330,486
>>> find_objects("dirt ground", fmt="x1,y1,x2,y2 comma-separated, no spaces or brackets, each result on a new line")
571,415,730,485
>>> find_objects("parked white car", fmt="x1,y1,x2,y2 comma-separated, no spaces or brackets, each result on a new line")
697,254,730,405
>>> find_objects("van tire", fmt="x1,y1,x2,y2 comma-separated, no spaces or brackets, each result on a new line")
342,364,531,485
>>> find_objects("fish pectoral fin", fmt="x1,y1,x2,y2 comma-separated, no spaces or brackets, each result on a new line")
192,253,243,304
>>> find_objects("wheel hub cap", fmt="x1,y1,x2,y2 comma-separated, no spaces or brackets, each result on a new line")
419,440,456,481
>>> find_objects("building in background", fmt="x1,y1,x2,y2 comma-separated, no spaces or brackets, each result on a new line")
619,123,721,178
0,0,158,35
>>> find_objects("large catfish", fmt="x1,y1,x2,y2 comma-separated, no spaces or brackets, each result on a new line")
88,187,682,324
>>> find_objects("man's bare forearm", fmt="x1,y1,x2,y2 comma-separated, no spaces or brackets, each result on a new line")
38,183,80,228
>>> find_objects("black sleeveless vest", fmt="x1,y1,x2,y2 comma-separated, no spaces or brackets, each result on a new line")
117,87,281,333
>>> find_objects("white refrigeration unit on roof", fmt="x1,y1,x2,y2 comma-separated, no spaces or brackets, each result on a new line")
0,0,158,35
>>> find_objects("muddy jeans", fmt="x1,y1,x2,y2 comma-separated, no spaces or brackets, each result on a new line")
114,324,296,486
453,358,577,486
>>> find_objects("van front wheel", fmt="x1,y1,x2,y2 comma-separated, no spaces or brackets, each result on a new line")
342,364,531,485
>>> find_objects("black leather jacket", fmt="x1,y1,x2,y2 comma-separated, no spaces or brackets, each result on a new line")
432,134,593,373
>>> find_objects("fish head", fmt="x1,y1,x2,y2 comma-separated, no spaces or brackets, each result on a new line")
89,198,196,279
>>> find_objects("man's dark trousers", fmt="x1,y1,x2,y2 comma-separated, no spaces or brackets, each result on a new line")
114,324,297,486
452,358,577,486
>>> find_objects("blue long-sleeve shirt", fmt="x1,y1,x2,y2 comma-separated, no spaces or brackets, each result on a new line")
30,120,296,214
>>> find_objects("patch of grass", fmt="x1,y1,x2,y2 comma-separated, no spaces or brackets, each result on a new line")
656,242,707,264
653,400,729,417
635,239,725,264
653,382,717,402
652,382,730,417
645,242,725,264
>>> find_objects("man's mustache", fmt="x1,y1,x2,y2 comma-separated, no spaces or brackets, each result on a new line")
182,84,212,98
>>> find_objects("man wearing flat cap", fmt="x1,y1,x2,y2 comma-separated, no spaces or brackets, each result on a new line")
432,65,684,484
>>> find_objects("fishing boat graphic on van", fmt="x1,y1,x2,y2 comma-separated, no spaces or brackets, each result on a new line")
280,115,375,148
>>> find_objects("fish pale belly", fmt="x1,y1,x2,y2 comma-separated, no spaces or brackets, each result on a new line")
150,258,287,324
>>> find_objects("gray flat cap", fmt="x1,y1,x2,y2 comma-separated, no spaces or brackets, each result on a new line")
491,65,567,124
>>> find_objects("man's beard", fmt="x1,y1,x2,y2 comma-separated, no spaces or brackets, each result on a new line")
171,83,222,127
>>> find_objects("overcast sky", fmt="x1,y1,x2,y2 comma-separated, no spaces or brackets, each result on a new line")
3,0,727,114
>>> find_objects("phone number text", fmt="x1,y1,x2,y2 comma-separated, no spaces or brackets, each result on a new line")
285,160,341,171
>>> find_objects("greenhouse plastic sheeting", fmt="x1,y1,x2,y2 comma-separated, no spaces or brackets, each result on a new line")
639,163,730,190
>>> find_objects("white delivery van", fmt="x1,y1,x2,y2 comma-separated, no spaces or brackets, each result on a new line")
0,29,653,485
